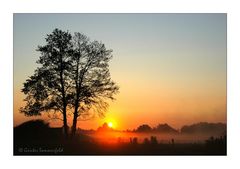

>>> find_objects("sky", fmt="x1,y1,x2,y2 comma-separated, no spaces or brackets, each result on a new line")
14,14,226,130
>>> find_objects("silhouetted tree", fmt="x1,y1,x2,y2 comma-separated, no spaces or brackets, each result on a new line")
136,124,152,132
21,29,119,138
181,122,226,135
132,137,138,144
20,29,73,138
70,32,119,136
143,138,150,145
129,137,138,144
97,122,113,132
150,136,158,145
153,123,178,133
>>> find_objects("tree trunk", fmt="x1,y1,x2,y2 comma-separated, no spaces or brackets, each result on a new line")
71,102,78,137
63,105,68,138
60,60,68,139
72,57,80,137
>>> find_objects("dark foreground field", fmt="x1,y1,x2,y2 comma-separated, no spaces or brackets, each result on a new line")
14,120,226,155
14,134,226,155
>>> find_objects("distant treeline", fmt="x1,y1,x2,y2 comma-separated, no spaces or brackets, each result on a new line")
81,121,226,135
133,122,226,135
14,120,226,136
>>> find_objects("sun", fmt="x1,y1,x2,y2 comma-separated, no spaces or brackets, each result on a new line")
105,118,117,129
108,122,113,128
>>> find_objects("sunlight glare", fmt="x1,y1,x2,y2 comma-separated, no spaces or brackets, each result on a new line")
108,122,113,128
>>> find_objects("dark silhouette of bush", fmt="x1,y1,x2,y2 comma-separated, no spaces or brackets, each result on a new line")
153,123,178,133
14,120,64,145
130,137,138,144
205,135,226,154
14,120,50,139
171,138,175,145
205,135,226,146
143,138,150,145
97,122,113,132
150,136,158,145
136,124,152,132
181,122,226,134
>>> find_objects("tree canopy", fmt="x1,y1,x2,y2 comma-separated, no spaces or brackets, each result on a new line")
21,28,119,137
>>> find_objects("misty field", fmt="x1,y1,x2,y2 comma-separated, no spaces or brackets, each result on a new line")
14,121,226,155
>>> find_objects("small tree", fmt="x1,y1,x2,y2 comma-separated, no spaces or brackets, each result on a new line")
20,29,73,138
136,124,152,132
